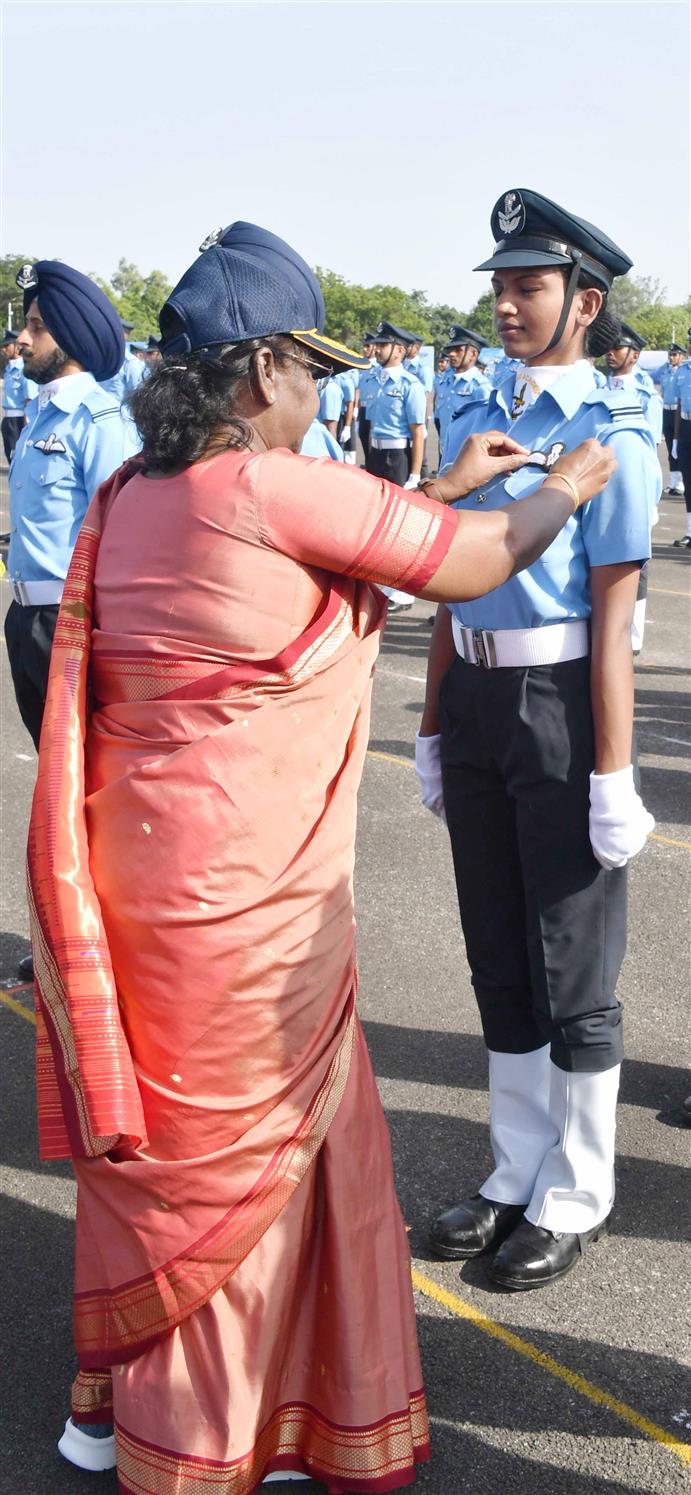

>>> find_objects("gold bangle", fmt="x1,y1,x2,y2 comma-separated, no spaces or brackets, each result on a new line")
546,472,580,513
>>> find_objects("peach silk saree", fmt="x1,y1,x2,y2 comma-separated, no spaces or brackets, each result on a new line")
27,449,456,1494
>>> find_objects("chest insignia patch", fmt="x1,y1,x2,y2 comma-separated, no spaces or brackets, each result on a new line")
35,434,68,454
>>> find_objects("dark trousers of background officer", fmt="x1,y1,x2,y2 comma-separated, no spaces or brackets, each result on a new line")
358,412,371,464
365,446,410,487
1,415,23,464
4,602,59,750
439,654,626,1073
676,424,691,515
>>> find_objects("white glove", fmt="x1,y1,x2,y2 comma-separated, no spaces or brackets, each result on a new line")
589,765,655,870
671,439,678,460
404,473,421,490
340,424,351,444
415,732,446,820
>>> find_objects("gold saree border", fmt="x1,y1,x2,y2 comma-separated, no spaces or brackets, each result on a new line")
75,1012,355,1362
115,1389,430,1494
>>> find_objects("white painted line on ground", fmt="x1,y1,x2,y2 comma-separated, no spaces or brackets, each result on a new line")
638,731,691,748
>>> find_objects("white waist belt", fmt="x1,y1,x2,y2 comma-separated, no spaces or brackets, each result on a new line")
663,403,677,411
370,437,408,450
8,578,64,606
681,412,691,421
452,616,589,668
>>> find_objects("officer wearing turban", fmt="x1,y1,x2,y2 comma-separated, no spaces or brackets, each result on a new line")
6,260,141,970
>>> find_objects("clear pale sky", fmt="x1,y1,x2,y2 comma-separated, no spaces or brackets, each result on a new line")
3,1,690,312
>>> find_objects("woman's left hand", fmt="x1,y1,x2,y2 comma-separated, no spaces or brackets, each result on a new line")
428,431,535,504
589,766,655,869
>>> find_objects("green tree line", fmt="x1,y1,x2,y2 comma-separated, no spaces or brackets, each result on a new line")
2,253,689,353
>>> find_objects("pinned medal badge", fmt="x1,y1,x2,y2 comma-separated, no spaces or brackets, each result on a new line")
35,434,67,454
497,190,525,237
16,263,39,291
527,442,566,469
198,227,224,252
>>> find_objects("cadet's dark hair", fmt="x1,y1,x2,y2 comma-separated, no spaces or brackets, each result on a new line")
127,335,295,473
573,268,615,358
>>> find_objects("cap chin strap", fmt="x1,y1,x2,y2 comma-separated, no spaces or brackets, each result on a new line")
538,249,583,358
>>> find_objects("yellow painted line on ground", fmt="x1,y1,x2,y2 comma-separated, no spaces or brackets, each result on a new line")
367,751,691,851
412,1268,691,1467
648,586,691,598
0,988,35,1024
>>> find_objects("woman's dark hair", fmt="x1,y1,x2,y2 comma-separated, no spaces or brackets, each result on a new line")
573,268,617,359
127,334,295,472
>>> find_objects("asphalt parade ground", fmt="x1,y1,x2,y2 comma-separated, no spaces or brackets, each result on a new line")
0,466,689,1494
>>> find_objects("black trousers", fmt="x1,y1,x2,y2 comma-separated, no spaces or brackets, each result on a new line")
4,601,59,750
440,654,627,1073
358,412,371,464
677,426,691,513
365,445,410,487
1,414,23,463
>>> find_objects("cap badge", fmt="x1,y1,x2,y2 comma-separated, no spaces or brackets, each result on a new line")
198,228,223,253
16,263,39,291
498,191,525,237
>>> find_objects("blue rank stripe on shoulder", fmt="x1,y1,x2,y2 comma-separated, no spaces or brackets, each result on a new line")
91,407,120,420
609,407,645,419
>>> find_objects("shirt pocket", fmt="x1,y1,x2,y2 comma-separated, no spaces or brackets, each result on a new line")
33,450,75,492
502,468,549,501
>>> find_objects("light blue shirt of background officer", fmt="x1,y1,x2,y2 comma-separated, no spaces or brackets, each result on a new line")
490,352,521,386
442,358,660,630
318,375,345,433
5,258,141,757
404,336,435,394
3,351,38,414
365,320,426,487
8,262,141,591
605,322,663,445
100,317,147,404
671,352,691,545
439,325,492,454
300,417,344,461
653,344,684,405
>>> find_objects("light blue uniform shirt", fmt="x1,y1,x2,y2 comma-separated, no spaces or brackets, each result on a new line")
441,361,661,631
490,355,520,387
368,366,426,439
607,372,663,445
675,363,691,418
100,348,147,404
404,355,434,394
655,363,680,406
333,370,356,407
358,363,379,411
440,367,492,447
592,366,607,388
319,378,344,423
3,358,38,413
8,371,141,583
300,418,344,461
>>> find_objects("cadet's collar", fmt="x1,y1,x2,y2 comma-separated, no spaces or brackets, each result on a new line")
42,370,97,413
381,362,405,383
496,359,595,419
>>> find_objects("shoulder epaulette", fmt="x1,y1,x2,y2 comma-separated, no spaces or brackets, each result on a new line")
79,385,122,420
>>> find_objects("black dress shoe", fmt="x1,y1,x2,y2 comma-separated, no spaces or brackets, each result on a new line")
682,1095,691,1126
488,1213,611,1290
429,1194,527,1260
17,953,34,981
673,534,691,547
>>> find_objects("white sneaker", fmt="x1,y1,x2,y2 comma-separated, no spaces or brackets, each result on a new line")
57,1418,116,1471
263,1475,311,1483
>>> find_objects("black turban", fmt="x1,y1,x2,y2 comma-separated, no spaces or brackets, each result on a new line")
18,260,124,382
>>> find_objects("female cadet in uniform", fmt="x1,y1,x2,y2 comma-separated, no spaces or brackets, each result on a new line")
417,189,659,1291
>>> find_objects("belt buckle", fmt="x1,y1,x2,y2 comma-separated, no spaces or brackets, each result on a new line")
11,579,29,606
472,628,489,667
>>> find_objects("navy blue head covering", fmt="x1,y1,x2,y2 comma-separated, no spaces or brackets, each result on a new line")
17,260,124,381
446,325,488,351
669,342,685,354
160,221,368,370
2,328,20,347
614,321,646,352
475,189,632,290
370,320,414,347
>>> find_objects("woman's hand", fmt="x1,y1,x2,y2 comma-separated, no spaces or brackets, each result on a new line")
545,438,617,509
426,431,533,503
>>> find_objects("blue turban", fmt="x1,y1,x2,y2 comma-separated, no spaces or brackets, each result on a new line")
18,260,124,382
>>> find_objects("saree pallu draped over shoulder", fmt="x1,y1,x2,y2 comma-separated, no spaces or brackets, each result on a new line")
27,449,456,1493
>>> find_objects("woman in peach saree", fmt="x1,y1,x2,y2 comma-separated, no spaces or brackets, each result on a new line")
27,222,612,1494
